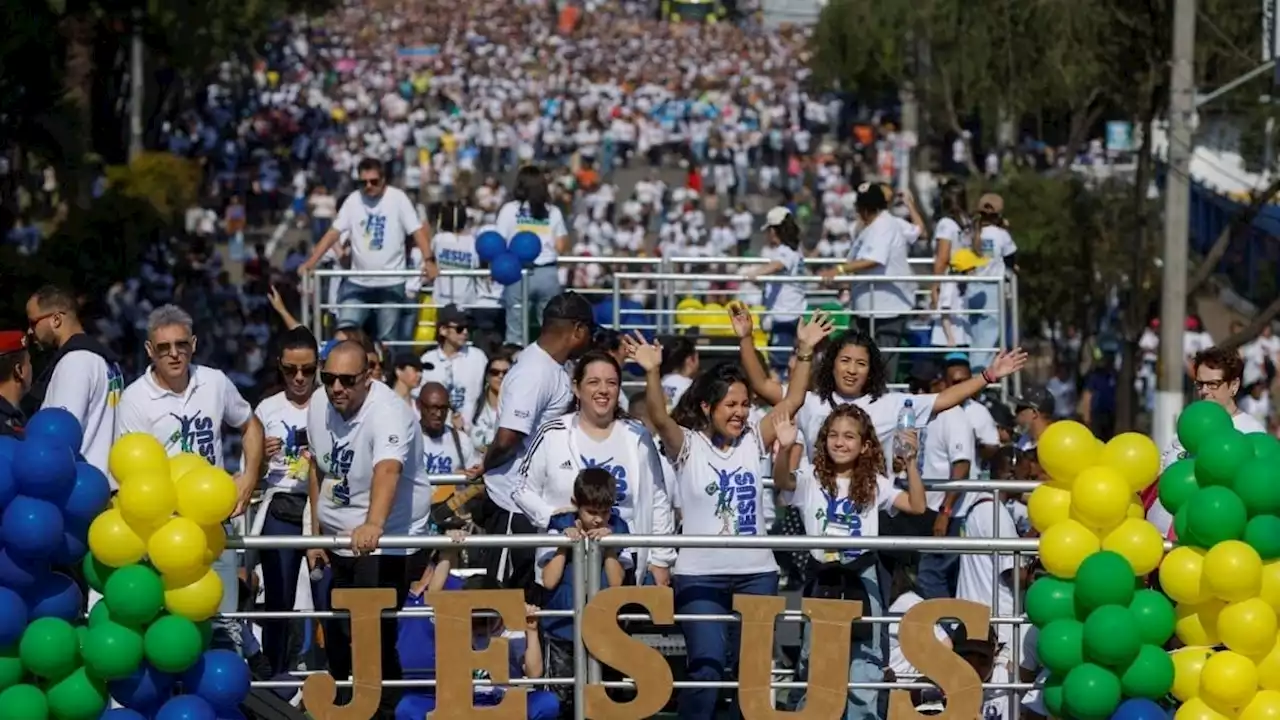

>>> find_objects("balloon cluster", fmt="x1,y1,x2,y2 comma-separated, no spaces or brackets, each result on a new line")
1025,421,1170,720
477,229,542,286
1155,401,1280,720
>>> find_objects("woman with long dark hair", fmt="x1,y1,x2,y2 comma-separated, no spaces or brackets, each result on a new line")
930,181,972,309
467,349,516,455
969,193,1018,370
496,165,569,344
743,206,807,376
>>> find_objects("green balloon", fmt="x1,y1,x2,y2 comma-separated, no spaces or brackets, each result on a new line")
44,667,107,720
1196,429,1252,486
1042,673,1065,717
103,564,164,628
0,683,48,720
81,553,115,595
18,618,79,681
1245,515,1280,560
1038,619,1085,675
1233,458,1280,517
1186,486,1248,546
1249,433,1280,459
0,645,24,691
1075,552,1136,613
1063,663,1122,720
1026,577,1077,627
1128,590,1176,646
1083,604,1141,668
81,621,144,681
1120,644,1176,699
86,603,111,629
143,615,204,673
1173,506,1197,546
1178,401,1234,456
1158,459,1200,516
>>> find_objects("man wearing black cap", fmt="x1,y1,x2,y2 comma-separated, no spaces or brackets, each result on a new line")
419,304,487,426
0,331,32,438
1014,386,1056,450
466,291,594,600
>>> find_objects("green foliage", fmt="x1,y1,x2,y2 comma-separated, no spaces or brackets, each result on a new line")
104,152,201,222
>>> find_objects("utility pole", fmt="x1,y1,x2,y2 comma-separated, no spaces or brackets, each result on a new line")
1155,0,1197,451
128,7,144,162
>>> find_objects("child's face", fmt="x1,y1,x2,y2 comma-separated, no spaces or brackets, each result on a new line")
825,416,866,465
577,504,611,531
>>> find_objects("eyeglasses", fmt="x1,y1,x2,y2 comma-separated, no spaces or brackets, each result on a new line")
419,403,450,412
361,177,383,189
321,371,364,388
488,368,508,377
1195,378,1227,391
28,310,63,331
443,324,470,333
153,339,194,357
281,363,317,378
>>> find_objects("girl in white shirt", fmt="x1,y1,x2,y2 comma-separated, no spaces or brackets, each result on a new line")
745,207,808,377
625,312,833,720
468,350,514,455
495,166,569,344
970,194,1019,370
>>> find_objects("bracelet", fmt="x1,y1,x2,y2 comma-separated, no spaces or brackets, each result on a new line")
795,351,814,362
982,368,996,384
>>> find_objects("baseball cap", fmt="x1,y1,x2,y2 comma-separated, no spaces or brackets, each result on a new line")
949,248,990,273
978,193,1004,214
542,291,596,327
393,354,428,372
760,206,792,230
1015,386,1056,416
437,304,470,329
0,331,27,356
942,352,971,369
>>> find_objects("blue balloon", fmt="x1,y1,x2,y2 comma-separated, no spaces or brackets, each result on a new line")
509,231,542,264
0,435,18,462
0,545,49,590
24,571,82,621
215,713,246,720
102,710,149,720
1,495,64,559
51,527,89,566
0,457,15,515
109,663,174,714
13,440,76,503
180,650,251,712
155,695,216,720
0,585,28,646
64,463,111,525
25,408,83,454
475,230,507,263
490,252,524,286
1111,698,1167,720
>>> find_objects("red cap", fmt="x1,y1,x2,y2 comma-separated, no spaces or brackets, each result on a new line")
0,331,28,355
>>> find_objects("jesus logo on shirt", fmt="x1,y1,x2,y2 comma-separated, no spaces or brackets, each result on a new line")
580,456,628,504
705,465,759,536
168,411,216,464
364,214,387,250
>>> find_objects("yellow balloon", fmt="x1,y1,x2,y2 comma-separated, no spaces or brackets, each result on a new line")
1128,499,1146,519
169,452,209,483
1028,483,1072,533
1179,600,1227,646
1174,647,1217,702
120,511,165,543
163,567,224,622
201,523,227,564
175,466,238,526
108,433,170,485
1207,541,1265,602
1202,651,1261,710
1070,465,1132,531
1039,519,1100,579
1222,599,1280,657
1256,636,1280,691
1102,432,1162,492
1102,517,1167,575
1241,690,1280,720
87,508,147,568
148,517,208,577
1262,562,1280,612
1037,420,1099,486
116,474,177,524
1163,546,1212,605
1179,697,1236,720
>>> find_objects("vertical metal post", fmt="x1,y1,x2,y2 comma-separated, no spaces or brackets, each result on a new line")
572,539,588,720
300,272,311,331
311,273,324,340
521,268,531,345
997,276,1009,402
585,540,603,685
612,277,622,332
1009,275,1022,397
1011,550,1022,720
660,257,671,334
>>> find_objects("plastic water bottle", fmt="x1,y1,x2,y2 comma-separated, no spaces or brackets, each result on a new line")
895,399,916,460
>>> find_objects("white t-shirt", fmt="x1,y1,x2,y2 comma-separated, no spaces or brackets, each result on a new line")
42,349,124,481
795,391,938,475
760,244,806,323
782,458,899,564
495,201,568,267
254,391,312,494
410,426,479,535
1149,410,1267,535
1183,331,1215,360
887,591,950,677
918,407,974,511
431,231,479,308
484,343,574,513
308,381,421,555
660,374,692,409
930,281,971,347
932,216,969,262
418,345,488,421
848,211,916,316
669,423,777,577
975,225,1017,279
332,186,423,288
956,493,1020,650
116,365,252,469
963,401,1001,479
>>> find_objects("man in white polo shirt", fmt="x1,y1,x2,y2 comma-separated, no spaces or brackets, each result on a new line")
298,157,433,342
418,304,488,424
469,292,593,600
115,304,265,654
307,340,421,716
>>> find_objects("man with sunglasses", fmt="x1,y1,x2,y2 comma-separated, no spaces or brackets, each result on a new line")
306,340,422,718
115,304,265,655
297,157,434,343
418,304,487,425
23,285,124,479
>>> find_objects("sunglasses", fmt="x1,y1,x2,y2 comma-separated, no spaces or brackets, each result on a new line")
361,177,383,189
281,363,317,378
443,324,470,333
321,371,364,388
488,368,508,377
419,402,450,412
153,339,194,357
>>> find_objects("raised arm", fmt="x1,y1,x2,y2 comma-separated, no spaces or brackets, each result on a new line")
624,333,684,460
770,414,800,493
758,311,833,448
729,302,784,405
931,348,1028,418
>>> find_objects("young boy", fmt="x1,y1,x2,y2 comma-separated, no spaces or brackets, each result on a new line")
538,468,630,712
396,531,558,720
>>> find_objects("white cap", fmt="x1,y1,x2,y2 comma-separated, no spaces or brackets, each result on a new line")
760,206,791,230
